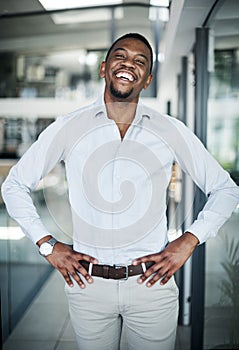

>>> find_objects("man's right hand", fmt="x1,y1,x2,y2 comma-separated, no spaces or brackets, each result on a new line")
45,241,98,288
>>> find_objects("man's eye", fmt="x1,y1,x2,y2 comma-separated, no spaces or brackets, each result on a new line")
135,59,145,65
115,54,125,59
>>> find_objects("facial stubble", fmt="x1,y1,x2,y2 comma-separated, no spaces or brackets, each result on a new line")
110,81,133,99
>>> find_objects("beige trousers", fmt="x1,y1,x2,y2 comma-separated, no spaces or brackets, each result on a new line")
65,275,179,350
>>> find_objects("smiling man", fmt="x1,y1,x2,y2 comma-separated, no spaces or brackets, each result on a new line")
102,34,153,100
2,33,239,350
100,34,153,140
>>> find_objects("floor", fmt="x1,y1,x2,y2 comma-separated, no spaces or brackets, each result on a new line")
3,270,190,350
3,271,78,350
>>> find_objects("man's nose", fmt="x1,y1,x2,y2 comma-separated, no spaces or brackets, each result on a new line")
121,57,136,69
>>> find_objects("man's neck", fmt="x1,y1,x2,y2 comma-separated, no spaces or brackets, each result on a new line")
104,95,139,140
107,101,137,123
104,92,138,124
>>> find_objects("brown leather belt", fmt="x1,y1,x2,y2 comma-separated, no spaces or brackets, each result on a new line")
79,261,154,280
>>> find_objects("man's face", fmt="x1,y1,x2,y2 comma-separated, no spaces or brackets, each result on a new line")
100,38,153,102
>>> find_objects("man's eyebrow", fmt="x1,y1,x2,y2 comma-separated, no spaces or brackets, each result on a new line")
113,47,149,62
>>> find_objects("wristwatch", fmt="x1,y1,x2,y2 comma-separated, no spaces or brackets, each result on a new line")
39,237,58,257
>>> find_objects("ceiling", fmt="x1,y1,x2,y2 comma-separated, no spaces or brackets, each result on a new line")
0,0,157,53
0,0,238,95
0,0,238,54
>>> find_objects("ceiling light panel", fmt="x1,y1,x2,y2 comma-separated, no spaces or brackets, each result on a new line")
150,0,169,6
38,0,122,11
52,8,123,24
149,7,169,21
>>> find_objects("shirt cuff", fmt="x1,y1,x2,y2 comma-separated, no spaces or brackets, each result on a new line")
19,219,52,245
185,210,228,244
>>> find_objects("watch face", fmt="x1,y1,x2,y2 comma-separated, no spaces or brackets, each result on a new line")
39,242,54,256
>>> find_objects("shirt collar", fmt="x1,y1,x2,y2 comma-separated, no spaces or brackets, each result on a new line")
92,94,151,122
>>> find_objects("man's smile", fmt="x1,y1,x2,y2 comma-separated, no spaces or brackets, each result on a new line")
114,70,136,82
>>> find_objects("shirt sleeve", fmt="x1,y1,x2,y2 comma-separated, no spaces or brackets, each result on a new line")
1,116,66,244
172,118,239,244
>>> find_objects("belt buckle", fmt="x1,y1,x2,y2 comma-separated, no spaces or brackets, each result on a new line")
113,264,128,280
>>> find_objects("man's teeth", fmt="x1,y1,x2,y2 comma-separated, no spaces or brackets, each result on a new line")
116,72,134,81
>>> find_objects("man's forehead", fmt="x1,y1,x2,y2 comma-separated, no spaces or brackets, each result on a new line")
113,38,147,48
112,38,151,56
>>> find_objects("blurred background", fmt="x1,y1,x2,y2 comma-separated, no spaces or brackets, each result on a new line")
0,1,238,349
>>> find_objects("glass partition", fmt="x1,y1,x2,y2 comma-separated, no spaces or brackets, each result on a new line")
0,156,71,342
14,50,106,100
0,109,76,342
204,1,239,348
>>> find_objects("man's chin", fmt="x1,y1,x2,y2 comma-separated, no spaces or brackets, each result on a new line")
110,83,133,99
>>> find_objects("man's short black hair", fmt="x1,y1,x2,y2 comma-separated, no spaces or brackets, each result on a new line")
105,33,153,73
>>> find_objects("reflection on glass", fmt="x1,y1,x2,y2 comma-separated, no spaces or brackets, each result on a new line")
205,4,239,348
0,162,69,342
15,50,106,99
205,210,239,349
208,49,239,184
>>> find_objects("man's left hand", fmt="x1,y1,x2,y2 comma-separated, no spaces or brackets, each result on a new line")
132,231,199,287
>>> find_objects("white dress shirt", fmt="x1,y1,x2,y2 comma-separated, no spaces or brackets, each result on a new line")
2,96,239,265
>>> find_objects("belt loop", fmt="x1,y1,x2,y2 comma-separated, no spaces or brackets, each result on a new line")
102,265,110,279
141,263,146,273
88,262,93,275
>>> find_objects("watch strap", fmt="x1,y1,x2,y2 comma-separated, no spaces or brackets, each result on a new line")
47,237,58,247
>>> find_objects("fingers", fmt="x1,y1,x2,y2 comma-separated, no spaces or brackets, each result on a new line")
61,270,74,288
138,269,173,287
65,257,98,288
133,235,196,287
160,274,172,285
59,262,93,289
72,261,93,284
136,262,168,287
69,252,98,288
133,251,177,287
132,253,166,287
47,243,98,289
60,267,86,288
132,253,160,265
75,252,98,264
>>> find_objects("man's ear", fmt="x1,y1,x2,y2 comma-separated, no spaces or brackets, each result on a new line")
144,74,153,90
100,61,106,78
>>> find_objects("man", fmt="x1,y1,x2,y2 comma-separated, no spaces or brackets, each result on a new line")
2,33,239,350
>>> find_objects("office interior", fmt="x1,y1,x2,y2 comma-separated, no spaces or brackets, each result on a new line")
0,0,238,349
